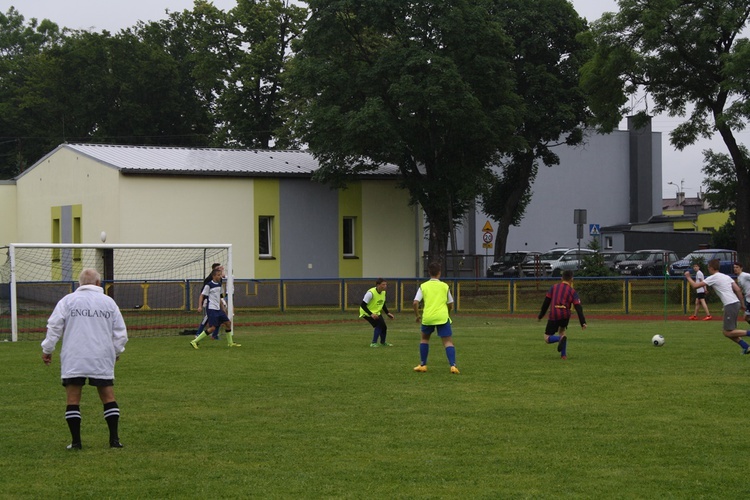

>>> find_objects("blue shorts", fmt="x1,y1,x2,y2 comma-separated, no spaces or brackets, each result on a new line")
207,309,230,328
421,322,453,337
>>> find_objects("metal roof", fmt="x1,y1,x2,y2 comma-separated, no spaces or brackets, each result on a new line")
61,143,400,178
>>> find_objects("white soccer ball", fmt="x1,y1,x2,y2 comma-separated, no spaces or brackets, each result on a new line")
652,334,665,347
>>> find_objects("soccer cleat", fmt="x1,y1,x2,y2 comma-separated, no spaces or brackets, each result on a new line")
413,364,427,372
110,439,123,448
703,316,713,321
380,342,393,347
561,355,567,360
66,442,82,450
228,343,241,347
557,335,567,353
688,315,698,320
450,365,460,374
190,340,198,349
370,343,379,347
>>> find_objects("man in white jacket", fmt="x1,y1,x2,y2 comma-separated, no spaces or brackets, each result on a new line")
41,268,128,450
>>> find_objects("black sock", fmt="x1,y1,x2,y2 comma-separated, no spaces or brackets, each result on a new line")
65,405,81,444
103,401,120,442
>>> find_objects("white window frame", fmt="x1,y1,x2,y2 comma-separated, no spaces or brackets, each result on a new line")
259,216,273,257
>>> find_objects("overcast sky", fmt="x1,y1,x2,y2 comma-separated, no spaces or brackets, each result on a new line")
3,0,747,198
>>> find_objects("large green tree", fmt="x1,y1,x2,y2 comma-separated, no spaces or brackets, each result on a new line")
287,0,521,266
581,0,750,264
480,0,589,260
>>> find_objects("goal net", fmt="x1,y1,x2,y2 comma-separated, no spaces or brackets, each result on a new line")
0,244,232,342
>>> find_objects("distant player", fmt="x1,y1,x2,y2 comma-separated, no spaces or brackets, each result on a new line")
689,262,712,320
734,262,750,325
685,259,749,354
195,263,223,340
191,268,239,348
359,278,395,347
412,261,459,374
537,269,587,360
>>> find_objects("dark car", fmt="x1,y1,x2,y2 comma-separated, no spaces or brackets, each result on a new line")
600,251,631,272
615,249,680,276
486,251,539,277
669,249,737,276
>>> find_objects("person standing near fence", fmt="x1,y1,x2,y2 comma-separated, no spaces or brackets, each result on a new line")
41,268,128,450
689,262,712,321
360,278,395,347
194,263,223,340
192,267,239,348
685,259,749,354
537,269,587,360
734,262,750,325
412,261,459,374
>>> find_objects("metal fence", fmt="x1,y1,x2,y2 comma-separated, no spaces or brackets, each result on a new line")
234,276,700,316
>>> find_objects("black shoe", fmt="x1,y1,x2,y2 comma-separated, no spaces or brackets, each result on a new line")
66,442,82,450
557,335,567,353
110,439,124,448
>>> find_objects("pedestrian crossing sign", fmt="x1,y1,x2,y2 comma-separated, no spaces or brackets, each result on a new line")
589,224,600,235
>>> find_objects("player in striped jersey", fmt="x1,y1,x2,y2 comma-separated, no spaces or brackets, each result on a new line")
537,270,587,360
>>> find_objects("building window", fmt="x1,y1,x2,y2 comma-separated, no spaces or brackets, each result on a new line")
604,236,613,249
343,217,356,256
259,216,273,257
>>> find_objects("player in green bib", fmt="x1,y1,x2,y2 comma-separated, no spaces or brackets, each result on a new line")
359,278,395,347
412,261,459,374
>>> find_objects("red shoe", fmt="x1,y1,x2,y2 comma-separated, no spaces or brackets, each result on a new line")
561,355,567,360
688,315,698,320
703,316,713,321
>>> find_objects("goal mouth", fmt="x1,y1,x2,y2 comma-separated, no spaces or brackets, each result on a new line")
1,244,232,342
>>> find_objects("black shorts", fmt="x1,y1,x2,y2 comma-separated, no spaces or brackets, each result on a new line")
62,377,114,387
695,292,706,300
545,318,570,336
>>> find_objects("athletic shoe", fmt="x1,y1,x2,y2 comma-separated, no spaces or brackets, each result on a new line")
370,343,379,347
557,335,567,353
228,343,241,347
561,355,567,360
413,364,427,372
110,440,123,448
66,443,82,450
450,366,460,374
703,316,713,321
190,340,198,350
688,315,698,320
380,342,393,347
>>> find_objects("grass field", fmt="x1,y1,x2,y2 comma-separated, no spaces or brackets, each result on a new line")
2,313,750,498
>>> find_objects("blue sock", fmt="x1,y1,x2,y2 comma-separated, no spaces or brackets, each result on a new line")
745,331,750,337
372,327,381,344
445,345,456,366
548,335,560,344
419,343,429,365
561,341,567,357
740,340,749,350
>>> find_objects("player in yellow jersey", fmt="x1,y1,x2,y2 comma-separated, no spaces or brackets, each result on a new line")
412,261,459,374
359,278,395,347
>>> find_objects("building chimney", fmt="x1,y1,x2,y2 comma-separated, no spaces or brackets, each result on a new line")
677,192,685,206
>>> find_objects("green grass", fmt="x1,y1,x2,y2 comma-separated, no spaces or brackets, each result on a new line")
2,315,750,498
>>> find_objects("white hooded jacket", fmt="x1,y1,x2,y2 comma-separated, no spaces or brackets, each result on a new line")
41,285,128,379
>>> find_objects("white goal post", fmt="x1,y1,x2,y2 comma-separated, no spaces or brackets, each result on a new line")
1,243,232,342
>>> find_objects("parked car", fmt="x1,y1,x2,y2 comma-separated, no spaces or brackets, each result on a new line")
520,248,569,277
599,251,631,272
669,249,737,276
486,251,540,277
615,249,680,276
520,248,595,277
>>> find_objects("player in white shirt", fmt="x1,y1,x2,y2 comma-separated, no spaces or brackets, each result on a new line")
685,259,749,354
734,262,750,325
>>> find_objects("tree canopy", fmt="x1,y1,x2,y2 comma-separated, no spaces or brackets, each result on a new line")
581,0,750,263
287,0,524,264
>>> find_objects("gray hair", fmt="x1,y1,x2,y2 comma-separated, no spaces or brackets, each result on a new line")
79,268,101,286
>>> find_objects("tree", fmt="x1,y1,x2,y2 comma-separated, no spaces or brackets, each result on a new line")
701,147,747,250
581,0,750,265
480,0,589,260
0,7,63,177
287,0,521,267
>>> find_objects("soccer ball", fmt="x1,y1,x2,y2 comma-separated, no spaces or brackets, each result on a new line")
652,334,665,347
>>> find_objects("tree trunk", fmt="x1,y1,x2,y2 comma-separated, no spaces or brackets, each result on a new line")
716,124,750,266
493,155,535,260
